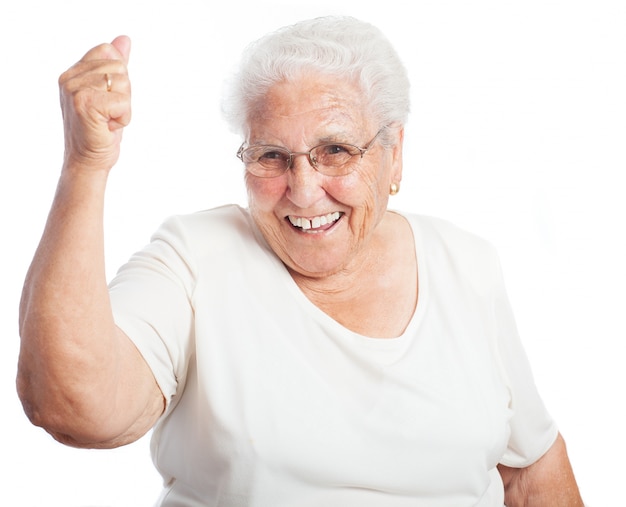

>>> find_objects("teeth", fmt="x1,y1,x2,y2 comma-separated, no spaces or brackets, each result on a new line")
288,212,341,231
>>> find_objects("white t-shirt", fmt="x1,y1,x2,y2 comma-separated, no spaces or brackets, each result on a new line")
109,205,557,507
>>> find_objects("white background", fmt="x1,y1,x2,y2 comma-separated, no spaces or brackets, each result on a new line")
1,1,624,505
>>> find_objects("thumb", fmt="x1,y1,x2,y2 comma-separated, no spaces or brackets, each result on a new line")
111,35,131,64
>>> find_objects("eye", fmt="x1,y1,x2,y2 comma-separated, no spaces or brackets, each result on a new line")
259,149,288,161
314,143,359,166
320,144,351,156
242,146,289,167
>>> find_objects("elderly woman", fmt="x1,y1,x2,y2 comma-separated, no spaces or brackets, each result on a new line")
18,16,583,507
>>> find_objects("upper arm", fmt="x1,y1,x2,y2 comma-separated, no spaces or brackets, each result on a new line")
498,433,584,507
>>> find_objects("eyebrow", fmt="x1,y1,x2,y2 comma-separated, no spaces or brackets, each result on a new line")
246,125,360,148
317,132,352,144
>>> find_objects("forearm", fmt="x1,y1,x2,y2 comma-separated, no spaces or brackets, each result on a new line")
18,167,124,442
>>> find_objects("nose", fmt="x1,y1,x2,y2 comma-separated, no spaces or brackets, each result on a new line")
286,155,325,209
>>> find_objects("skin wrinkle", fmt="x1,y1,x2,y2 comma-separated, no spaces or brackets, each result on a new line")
247,78,365,148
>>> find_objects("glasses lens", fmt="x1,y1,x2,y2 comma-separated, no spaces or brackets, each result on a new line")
241,146,290,176
312,144,360,176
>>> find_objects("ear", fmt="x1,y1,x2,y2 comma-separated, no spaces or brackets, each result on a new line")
389,126,404,186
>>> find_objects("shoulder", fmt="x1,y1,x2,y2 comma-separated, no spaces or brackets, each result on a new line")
399,211,502,290
158,204,253,235
147,205,278,275
152,205,259,251
401,212,496,255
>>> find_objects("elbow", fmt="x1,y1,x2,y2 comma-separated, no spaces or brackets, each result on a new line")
16,328,113,448
16,357,46,429
18,395,79,448
16,365,120,449
17,395,123,449
16,368,74,445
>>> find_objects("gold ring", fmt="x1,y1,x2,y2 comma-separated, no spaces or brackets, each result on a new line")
105,73,112,92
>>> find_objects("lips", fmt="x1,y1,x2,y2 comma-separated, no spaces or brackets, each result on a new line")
287,211,342,231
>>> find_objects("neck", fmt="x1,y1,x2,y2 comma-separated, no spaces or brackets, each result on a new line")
289,211,418,338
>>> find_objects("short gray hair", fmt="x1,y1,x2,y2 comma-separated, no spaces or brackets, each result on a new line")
221,16,411,139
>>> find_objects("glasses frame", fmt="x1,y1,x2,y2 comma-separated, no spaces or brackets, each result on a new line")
236,127,386,178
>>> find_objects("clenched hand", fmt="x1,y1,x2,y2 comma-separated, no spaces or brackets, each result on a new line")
58,35,131,173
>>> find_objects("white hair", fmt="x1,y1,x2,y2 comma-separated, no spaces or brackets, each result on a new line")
221,16,411,141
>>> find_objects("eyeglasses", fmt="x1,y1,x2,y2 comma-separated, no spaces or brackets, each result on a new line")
236,128,385,178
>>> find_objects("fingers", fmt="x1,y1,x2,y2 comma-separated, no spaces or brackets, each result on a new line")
78,35,131,65
60,35,131,89
60,59,131,126
64,62,130,94
60,35,131,97
110,35,131,64
61,60,129,93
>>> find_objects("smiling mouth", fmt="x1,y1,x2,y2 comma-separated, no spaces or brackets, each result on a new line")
287,212,343,232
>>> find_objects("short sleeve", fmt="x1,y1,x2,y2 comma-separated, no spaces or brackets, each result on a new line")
493,256,559,467
109,216,196,409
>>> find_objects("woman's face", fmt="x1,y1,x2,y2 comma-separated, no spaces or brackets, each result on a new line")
244,73,403,279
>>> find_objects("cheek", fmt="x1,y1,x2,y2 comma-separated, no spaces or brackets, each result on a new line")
245,174,286,213
338,166,387,211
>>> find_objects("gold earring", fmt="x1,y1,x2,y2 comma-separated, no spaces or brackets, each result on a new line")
389,182,399,195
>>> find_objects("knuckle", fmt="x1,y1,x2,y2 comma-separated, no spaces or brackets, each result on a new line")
72,88,94,109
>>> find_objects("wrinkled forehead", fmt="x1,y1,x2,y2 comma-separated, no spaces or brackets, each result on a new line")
244,73,374,142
